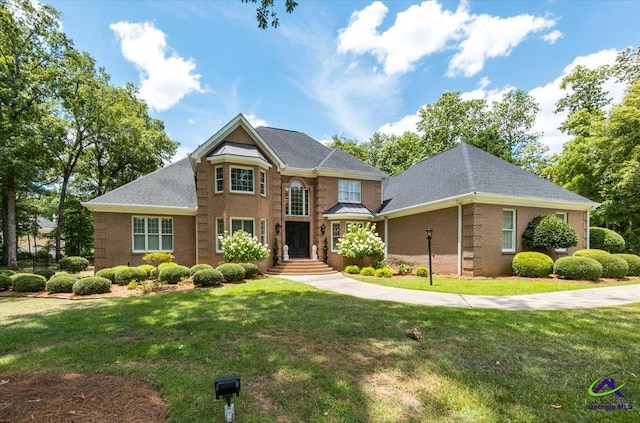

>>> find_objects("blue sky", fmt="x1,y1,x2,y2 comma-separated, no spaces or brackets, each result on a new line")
46,1,640,160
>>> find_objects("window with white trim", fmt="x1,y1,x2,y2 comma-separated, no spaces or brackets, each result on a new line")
215,166,223,193
331,222,340,252
338,180,361,203
556,212,568,253
231,218,254,237
285,180,309,216
260,171,267,196
216,218,224,253
260,219,267,246
502,209,516,252
346,221,365,232
230,167,254,193
132,217,173,252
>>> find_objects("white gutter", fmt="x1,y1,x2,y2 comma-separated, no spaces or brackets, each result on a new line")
457,202,462,275
384,216,389,257
586,211,591,249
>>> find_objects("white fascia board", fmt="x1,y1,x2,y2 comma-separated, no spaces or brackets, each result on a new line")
280,167,384,181
380,194,474,219
81,202,197,216
473,193,600,211
190,114,284,169
206,155,272,170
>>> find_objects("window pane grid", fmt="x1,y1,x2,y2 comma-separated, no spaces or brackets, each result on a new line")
260,172,267,196
230,168,254,192
502,210,515,252
215,167,223,193
216,218,224,252
338,180,361,203
133,217,173,253
331,222,340,252
231,219,254,237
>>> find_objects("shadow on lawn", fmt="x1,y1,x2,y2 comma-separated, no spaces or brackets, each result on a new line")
1,279,640,422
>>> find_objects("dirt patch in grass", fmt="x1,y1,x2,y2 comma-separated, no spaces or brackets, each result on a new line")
0,372,168,422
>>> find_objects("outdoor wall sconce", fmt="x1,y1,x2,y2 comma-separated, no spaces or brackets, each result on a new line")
275,222,281,234
215,376,241,423
320,223,326,234
425,227,433,286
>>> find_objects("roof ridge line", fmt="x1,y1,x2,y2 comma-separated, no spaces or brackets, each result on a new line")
461,143,476,193
316,148,337,168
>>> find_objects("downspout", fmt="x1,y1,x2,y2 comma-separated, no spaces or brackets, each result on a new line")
457,202,462,275
586,209,591,249
194,212,199,264
383,216,389,257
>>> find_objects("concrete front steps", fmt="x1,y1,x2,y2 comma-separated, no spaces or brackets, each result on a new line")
266,259,337,275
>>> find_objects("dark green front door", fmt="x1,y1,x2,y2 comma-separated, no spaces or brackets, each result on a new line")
286,222,309,258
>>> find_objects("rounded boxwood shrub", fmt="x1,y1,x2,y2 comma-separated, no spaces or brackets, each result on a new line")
512,252,554,278
416,267,429,277
193,269,224,287
554,256,603,281
360,266,375,276
190,263,214,276
73,277,111,295
58,256,90,273
590,227,626,253
216,263,246,282
240,262,260,278
34,268,56,281
12,274,47,292
137,264,155,278
522,215,579,251
0,275,12,291
159,265,190,284
0,270,16,277
95,268,116,283
114,267,148,285
573,249,610,257
158,262,178,271
375,268,393,278
614,254,640,276
344,265,360,274
46,276,77,293
587,254,629,279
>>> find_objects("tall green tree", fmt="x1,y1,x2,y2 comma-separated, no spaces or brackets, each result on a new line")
241,0,298,29
0,0,68,268
328,135,368,163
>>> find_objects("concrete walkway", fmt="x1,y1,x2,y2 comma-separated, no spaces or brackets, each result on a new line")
285,273,640,310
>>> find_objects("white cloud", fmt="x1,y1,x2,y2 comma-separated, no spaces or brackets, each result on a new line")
169,145,192,163
188,118,195,125
378,114,419,136
530,49,625,153
542,30,563,44
110,21,204,112
338,0,555,78
460,77,514,102
245,114,269,128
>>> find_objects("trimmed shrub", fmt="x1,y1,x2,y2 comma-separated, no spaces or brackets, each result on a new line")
590,227,626,253
397,263,413,275
115,267,147,285
522,215,579,251
96,268,116,283
58,256,89,273
34,269,56,281
614,254,640,276
12,274,46,292
218,230,270,262
240,262,260,278
360,266,375,276
372,261,388,270
216,263,246,282
345,265,360,274
0,275,12,291
193,269,224,287
190,263,214,276
158,262,178,271
375,268,393,278
127,282,138,290
159,265,190,284
46,276,77,293
587,254,629,279
137,264,155,278
416,267,429,277
73,277,111,295
512,252,554,278
142,252,175,267
574,249,610,257
554,256,603,281
0,270,16,277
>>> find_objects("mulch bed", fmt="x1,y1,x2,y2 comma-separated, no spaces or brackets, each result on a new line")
0,372,168,422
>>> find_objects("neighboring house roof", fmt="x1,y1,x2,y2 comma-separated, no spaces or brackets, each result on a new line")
324,202,375,219
37,216,55,230
380,143,598,216
82,157,197,215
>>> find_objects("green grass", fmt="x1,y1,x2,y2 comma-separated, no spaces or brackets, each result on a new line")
352,275,640,295
1,277,639,422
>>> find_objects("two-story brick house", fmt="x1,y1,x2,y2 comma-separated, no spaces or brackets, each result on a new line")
83,114,598,276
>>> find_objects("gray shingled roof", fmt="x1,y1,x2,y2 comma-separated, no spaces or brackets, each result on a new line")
208,141,268,163
381,143,597,213
324,202,374,216
37,216,55,229
255,126,331,168
84,157,197,208
318,148,386,176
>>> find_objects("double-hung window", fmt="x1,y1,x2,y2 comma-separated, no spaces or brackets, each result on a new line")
260,219,267,246
215,166,223,193
260,171,267,196
231,218,254,236
331,222,340,252
338,180,361,203
216,218,225,253
502,209,516,253
230,167,254,193
133,217,173,252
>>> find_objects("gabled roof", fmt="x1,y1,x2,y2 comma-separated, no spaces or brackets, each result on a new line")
82,157,197,215
324,202,374,218
380,143,598,216
317,148,385,176
255,126,331,169
208,141,268,162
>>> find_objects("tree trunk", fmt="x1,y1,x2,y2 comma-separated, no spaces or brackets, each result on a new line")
1,192,7,267
5,174,18,270
55,176,69,262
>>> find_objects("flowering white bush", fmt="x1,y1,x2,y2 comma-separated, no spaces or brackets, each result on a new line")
337,223,385,264
218,230,270,262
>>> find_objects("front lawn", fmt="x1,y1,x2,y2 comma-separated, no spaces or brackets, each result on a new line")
1,277,639,422
352,274,640,295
